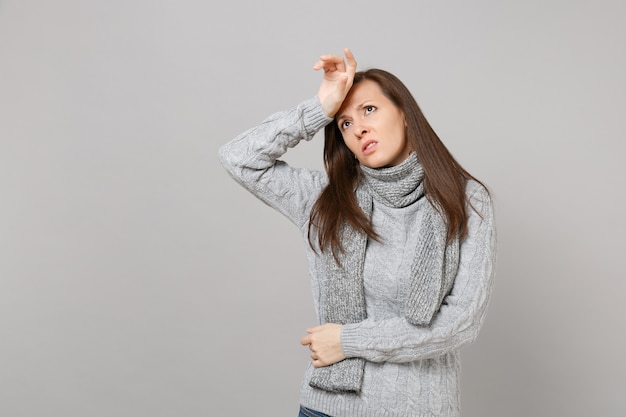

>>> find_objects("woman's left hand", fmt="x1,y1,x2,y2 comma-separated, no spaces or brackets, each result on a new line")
300,323,346,368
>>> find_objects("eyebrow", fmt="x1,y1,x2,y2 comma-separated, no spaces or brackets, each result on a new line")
337,100,373,121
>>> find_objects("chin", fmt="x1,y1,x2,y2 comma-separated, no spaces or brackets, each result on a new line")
361,160,389,169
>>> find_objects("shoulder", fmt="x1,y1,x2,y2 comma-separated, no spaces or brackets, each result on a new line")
465,179,489,198
461,180,496,254
464,179,493,218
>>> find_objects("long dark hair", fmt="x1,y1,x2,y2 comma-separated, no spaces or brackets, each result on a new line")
309,69,484,258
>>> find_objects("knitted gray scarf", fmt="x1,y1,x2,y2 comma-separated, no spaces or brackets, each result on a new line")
309,153,460,393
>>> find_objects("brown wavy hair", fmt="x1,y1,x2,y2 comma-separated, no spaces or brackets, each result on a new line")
309,69,484,259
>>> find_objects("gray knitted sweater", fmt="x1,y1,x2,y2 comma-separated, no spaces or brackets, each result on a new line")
218,97,497,417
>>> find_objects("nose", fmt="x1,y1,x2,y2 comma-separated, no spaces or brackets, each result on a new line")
353,123,369,138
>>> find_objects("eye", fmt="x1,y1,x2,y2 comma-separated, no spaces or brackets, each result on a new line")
364,105,376,115
340,120,352,130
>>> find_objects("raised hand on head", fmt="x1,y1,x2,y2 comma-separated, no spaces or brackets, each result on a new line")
313,48,357,118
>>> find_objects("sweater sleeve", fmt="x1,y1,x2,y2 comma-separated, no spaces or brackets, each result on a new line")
218,97,333,228
340,184,497,362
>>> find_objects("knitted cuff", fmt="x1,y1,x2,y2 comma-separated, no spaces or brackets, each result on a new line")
300,96,333,139
339,323,363,359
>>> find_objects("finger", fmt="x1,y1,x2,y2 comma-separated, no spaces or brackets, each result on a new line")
313,62,338,73
344,48,357,70
318,54,346,71
312,60,322,70
319,54,343,63
300,335,311,346
334,55,347,72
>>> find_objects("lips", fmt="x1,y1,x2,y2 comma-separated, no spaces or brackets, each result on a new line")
361,140,378,155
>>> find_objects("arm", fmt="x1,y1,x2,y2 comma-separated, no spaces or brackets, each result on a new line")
340,184,497,363
218,97,331,227
218,48,358,228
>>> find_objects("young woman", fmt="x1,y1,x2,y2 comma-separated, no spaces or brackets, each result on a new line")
219,48,496,417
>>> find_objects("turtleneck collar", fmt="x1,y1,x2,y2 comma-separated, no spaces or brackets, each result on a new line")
359,152,424,208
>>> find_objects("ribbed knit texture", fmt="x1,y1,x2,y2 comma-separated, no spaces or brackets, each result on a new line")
218,96,497,417
310,153,459,394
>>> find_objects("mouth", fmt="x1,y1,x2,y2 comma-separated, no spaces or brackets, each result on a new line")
361,140,378,155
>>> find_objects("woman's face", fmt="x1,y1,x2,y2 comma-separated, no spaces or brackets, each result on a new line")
336,80,412,168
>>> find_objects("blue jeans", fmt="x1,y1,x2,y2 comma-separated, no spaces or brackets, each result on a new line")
299,405,332,417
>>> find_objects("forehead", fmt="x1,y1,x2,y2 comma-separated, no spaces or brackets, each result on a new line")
338,80,388,114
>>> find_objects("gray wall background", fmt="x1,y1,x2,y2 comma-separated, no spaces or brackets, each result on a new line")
1,1,624,416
